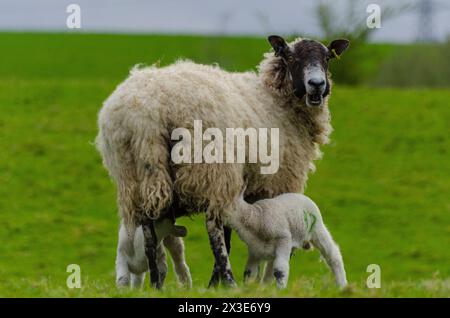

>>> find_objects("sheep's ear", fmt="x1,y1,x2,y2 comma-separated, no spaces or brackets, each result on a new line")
268,35,289,58
171,225,187,237
328,39,350,59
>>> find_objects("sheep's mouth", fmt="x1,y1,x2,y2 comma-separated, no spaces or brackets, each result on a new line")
306,93,323,107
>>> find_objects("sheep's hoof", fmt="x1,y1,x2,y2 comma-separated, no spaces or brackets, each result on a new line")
150,280,163,290
224,279,238,288
222,273,237,288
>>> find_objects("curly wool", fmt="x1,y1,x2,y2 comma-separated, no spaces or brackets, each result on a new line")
96,38,333,230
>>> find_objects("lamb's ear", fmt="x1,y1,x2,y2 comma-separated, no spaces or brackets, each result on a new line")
268,35,289,58
328,39,350,59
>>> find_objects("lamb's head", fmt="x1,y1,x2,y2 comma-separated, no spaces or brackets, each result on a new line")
266,35,349,107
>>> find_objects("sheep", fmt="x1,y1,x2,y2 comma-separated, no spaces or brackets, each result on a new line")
116,216,192,288
225,188,347,289
95,35,349,288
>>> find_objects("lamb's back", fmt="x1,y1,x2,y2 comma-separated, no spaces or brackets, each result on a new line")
257,193,322,239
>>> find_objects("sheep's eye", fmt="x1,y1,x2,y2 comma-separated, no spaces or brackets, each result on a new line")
287,56,295,63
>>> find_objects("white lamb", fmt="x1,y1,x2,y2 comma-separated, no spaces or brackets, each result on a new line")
226,189,347,289
116,218,192,288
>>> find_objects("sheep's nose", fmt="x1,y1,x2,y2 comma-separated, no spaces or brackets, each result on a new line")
308,78,325,89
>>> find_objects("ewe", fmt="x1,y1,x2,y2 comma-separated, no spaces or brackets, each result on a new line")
226,189,347,289
96,35,349,288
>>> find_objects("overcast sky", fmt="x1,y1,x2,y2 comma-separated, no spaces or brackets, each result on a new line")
1,0,449,42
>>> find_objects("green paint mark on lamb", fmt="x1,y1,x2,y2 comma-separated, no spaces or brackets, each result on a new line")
303,211,317,233
303,211,309,230
308,213,317,233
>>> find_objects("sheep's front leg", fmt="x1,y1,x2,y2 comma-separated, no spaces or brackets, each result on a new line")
142,218,162,289
273,238,292,289
206,213,236,287
243,251,260,284
208,225,232,288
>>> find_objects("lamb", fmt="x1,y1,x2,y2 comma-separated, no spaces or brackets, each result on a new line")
96,35,349,288
116,217,192,288
225,188,347,289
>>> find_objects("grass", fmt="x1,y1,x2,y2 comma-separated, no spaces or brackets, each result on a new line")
4,278,450,298
0,33,449,297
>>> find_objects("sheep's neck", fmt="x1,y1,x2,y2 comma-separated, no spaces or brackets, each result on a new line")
293,102,332,145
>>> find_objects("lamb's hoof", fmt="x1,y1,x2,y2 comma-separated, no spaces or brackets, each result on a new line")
180,276,193,289
274,270,287,289
116,275,130,288
178,267,193,289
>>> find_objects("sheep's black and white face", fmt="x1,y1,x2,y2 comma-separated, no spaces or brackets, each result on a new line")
268,35,349,107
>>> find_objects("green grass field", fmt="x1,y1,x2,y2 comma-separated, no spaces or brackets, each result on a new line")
0,33,449,297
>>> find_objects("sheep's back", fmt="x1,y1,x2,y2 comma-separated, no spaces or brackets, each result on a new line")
97,60,327,213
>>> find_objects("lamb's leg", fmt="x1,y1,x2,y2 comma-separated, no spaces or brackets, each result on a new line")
311,225,347,287
116,223,131,287
164,235,192,288
130,273,145,288
142,218,162,289
273,238,292,289
206,212,236,287
262,261,274,284
243,251,260,283
208,225,232,287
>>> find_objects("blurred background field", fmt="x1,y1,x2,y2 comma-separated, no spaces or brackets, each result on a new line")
2,32,450,88
0,31,449,297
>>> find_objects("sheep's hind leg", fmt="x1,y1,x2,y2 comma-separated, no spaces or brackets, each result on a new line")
206,213,236,287
142,218,162,289
208,225,232,288
311,225,347,287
